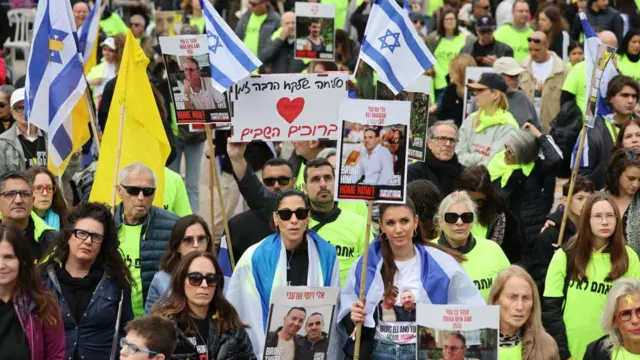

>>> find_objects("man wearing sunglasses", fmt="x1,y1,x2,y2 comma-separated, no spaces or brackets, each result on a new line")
234,0,280,62
0,172,57,262
461,15,514,67
115,163,179,317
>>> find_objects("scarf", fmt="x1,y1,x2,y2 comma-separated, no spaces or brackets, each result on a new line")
487,151,536,188
423,149,463,194
624,192,640,254
500,332,523,347
55,265,104,322
43,209,60,231
473,108,520,133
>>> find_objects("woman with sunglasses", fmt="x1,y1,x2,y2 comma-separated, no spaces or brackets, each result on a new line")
25,166,67,231
0,85,15,135
584,278,640,360
145,214,213,314
339,198,484,359
542,193,640,360
152,251,255,359
434,191,511,301
41,202,134,360
226,189,340,358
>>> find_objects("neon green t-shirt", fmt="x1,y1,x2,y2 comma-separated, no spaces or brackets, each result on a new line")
338,200,368,219
562,61,586,118
321,0,351,30
471,223,489,239
118,224,144,317
612,346,640,360
295,163,306,190
190,16,205,34
459,238,511,301
544,246,640,360
493,24,534,62
617,54,640,82
499,344,523,360
433,34,466,90
243,13,268,56
163,167,192,217
426,0,443,16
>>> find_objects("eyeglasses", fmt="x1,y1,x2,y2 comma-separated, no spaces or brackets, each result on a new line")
618,306,640,322
12,105,24,113
263,176,292,187
444,212,474,224
0,190,33,199
183,67,198,72
187,272,220,287
444,345,462,351
119,338,159,356
527,37,542,44
276,208,310,221
504,144,515,156
72,229,105,244
433,136,457,145
33,184,57,194
182,235,210,247
120,185,156,197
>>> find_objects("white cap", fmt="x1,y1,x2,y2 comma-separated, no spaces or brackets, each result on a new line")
10,88,25,108
100,37,116,50
493,57,525,76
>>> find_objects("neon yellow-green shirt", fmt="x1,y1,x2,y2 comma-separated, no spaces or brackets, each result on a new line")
493,24,534,62
562,61,586,117
612,346,640,360
544,246,640,360
617,54,640,82
118,224,144,317
338,201,368,219
499,344,523,360
163,167,192,217
321,0,352,30
190,16,205,34
295,163,305,190
243,13,268,56
471,223,489,239
459,238,511,301
433,34,467,90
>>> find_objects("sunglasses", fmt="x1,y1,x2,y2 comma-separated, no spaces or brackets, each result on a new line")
0,102,7,108
33,184,57,194
184,67,198,72
0,190,33,199
120,185,156,197
12,105,24,112
276,208,310,221
182,235,210,247
187,272,220,287
504,144,515,156
444,212,474,224
72,229,105,244
527,37,542,44
263,176,292,187
618,306,640,322
120,338,158,356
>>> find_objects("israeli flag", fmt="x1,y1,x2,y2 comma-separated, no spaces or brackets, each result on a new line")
218,235,233,293
357,0,436,94
25,0,86,168
77,0,102,64
200,0,262,92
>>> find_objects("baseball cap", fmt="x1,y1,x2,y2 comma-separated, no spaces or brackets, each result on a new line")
476,14,496,31
10,88,25,108
467,73,508,94
100,37,116,50
493,57,525,76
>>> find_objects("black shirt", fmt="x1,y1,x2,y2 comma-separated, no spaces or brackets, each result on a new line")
175,316,209,357
0,299,30,359
286,238,309,287
17,133,47,169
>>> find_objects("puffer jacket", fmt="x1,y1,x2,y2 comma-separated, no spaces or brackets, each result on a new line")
42,265,134,360
13,293,66,360
0,123,48,178
583,336,611,360
549,101,582,177
114,204,179,301
171,316,257,360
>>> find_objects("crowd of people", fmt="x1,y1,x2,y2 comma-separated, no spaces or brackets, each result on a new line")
1,0,640,359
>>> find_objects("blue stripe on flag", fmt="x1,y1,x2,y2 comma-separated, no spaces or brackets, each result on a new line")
26,0,51,119
581,16,597,39
362,38,403,92
209,63,235,89
218,238,233,278
52,129,73,160
203,8,257,72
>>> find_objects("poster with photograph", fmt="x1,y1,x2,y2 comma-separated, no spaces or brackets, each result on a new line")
159,35,230,125
155,11,183,36
462,67,496,121
229,73,347,142
376,76,432,162
335,99,410,203
416,305,499,360
294,2,335,61
264,287,339,360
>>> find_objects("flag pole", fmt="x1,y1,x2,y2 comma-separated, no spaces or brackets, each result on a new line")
204,125,217,244
111,103,125,213
353,200,374,360
83,88,102,150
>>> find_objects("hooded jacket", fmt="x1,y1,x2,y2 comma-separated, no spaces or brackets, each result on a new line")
13,293,65,360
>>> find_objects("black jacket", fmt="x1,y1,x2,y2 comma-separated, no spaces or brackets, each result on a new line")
549,101,582,178
577,115,621,190
583,336,612,360
437,83,465,127
407,149,465,196
487,209,525,264
259,35,308,74
571,5,623,45
460,40,514,64
227,209,272,263
172,318,256,360
297,333,329,359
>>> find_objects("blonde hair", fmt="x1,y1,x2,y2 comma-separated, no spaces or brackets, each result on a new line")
600,278,640,352
493,91,509,110
435,191,476,229
449,55,477,88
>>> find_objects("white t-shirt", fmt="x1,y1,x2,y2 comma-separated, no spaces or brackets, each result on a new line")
531,56,554,116
276,336,296,360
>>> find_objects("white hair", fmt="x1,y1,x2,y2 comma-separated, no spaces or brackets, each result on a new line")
120,162,157,187
428,120,459,140
434,191,477,228
601,278,640,352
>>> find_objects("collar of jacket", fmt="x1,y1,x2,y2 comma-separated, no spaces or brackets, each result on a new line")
437,233,476,254
523,51,566,76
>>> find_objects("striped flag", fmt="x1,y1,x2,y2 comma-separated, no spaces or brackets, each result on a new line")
218,235,233,293
199,0,262,92
77,0,102,74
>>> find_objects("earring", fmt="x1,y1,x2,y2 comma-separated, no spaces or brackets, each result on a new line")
413,228,418,237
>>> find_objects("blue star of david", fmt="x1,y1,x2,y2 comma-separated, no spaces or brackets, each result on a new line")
378,29,401,53
48,29,68,64
208,30,223,54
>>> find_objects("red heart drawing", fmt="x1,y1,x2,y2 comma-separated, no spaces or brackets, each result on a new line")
276,97,305,124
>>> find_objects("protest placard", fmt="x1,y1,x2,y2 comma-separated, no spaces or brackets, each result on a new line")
159,35,230,125
229,73,347,142
264,287,339,360
154,11,182,36
294,2,336,61
416,305,499,360
462,67,496,121
335,99,410,203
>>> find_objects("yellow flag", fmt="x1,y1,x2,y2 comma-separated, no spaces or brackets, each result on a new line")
48,92,92,177
89,30,170,207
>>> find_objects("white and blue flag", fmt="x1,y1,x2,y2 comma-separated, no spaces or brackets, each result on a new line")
77,0,102,65
200,0,262,92
357,0,436,94
25,0,87,168
218,234,233,291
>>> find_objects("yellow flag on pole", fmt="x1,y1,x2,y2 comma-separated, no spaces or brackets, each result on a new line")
89,30,170,207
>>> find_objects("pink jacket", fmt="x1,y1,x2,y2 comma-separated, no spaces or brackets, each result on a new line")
13,294,65,360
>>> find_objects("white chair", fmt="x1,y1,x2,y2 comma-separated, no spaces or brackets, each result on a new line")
3,8,36,70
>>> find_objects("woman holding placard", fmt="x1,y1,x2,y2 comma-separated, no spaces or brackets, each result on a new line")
339,199,484,360
487,265,559,360
542,193,640,360
584,278,640,360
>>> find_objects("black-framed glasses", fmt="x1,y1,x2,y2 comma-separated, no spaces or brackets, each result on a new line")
0,190,33,199
263,176,292,187
182,235,210,247
187,272,221,287
433,136,457,145
119,338,159,356
276,208,310,221
444,212,474,224
618,306,640,322
120,185,156,197
527,37,542,44
72,229,105,244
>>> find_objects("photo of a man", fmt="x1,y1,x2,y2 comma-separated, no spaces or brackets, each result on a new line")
181,56,226,110
396,289,417,321
298,312,329,359
378,286,399,322
353,127,395,185
265,307,306,360
303,18,326,53
441,333,468,360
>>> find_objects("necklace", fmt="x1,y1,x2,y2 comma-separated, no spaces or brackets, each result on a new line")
190,316,209,358
287,247,296,270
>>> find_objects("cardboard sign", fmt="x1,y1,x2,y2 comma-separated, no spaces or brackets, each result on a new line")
159,35,230,125
295,2,336,61
462,67,496,121
335,99,410,203
229,73,347,142
416,305,499,360
264,287,339,360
